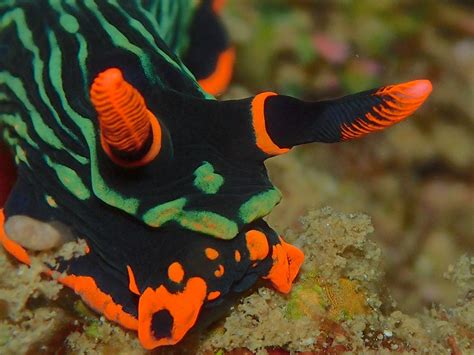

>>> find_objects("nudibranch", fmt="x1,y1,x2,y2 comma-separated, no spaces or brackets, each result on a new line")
0,0,431,349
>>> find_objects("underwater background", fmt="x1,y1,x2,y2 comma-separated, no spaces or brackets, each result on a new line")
0,0,472,353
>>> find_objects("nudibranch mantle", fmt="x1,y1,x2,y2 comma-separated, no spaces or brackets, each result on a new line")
0,0,431,349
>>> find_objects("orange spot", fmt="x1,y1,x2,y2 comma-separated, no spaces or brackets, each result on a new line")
214,264,224,278
341,79,432,140
90,68,162,167
198,46,235,96
245,230,270,261
207,291,221,301
168,262,184,283
251,92,290,155
205,247,219,260
84,243,90,254
138,277,207,349
212,0,226,13
263,237,304,294
127,265,140,295
59,274,138,330
234,250,241,262
0,209,31,265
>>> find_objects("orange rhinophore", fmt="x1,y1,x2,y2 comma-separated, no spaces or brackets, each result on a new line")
264,237,304,294
341,79,432,140
90,68,162,167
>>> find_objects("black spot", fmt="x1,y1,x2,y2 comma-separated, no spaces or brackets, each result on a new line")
151,309,173,339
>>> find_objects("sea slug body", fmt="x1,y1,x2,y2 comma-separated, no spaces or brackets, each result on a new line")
0,0,431,349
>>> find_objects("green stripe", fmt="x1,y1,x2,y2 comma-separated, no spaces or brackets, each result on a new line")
48,31,89,165
133,0,212,98
50,0,89,96
0,72,63,151
83,0,154,81
0,72,87,163
0,113,39,149
0,9,81,144
143,198,239,240
45,156,91,200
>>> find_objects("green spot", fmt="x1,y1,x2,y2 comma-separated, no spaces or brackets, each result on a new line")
178,211,238,240
59,14,79,33
193,161,224,194
0,10,81,150
45,195,58,208
45,157,90,200
143,198,187,227
239,189,282,223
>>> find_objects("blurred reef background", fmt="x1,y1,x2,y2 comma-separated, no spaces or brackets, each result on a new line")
0,0,472,354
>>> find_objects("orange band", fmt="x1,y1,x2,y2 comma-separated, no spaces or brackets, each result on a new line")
100,112,162,168
198,47,235,96
251,92,290,156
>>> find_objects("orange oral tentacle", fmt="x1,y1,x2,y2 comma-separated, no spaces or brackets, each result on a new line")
263,237,304,294
90,68,162,167
138,277,207,349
